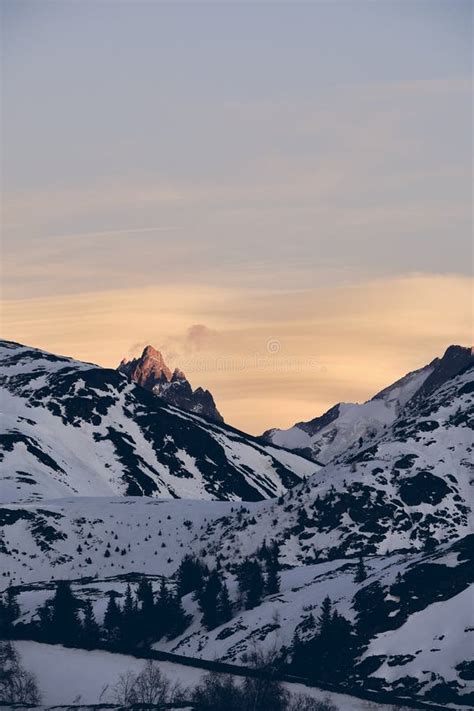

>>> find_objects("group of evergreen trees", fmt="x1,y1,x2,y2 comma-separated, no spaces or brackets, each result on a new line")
237,541,281,610
174,545,280,631
0,585,20,639
289,558,370,684
33,578,189,650
174,554,232,631
291,596,357,684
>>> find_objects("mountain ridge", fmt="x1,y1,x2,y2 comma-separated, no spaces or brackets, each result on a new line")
118,345,224,423
0,339,316,504
262,345,473,464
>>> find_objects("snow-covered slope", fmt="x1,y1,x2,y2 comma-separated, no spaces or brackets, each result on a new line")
0,340,317,504
9,534,474,706
14,641,404,710
263,346,472,465
204,360,474,563
2,339,473,709
0,497,237,585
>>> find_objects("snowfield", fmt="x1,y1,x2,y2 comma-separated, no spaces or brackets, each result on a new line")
14,641,408,710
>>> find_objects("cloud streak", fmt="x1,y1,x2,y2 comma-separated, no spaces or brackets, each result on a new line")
2,273,471,433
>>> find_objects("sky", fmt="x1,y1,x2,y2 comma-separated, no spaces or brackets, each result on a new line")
1,0,472,433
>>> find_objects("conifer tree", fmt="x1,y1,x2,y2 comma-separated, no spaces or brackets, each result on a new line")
217,582,232,624
0,585,20,638
265,554,280,595
154,578,170,639
136,579,154,642
49,581,82,646
176,555,206,597
237,559,264,610
244,561,264,610
103,594,122,643
355,556,367,583
120,584,138,646
166,592,188,639
317,595,332,637
199,570,222,630
82,599,100,648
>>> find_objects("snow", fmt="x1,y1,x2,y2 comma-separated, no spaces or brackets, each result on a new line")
267,362,436,464
365,586,474,689
0,340,315,505
14,641,402,710
2,339,473,709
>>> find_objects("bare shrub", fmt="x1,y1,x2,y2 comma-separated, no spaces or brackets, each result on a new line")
0,641,41,704
288,693,339,711
111,660,184,705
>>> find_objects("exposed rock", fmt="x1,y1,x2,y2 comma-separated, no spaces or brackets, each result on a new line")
118,345,224,422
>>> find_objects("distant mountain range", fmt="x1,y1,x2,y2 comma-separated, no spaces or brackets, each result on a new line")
118,345,223,423
262,345,473,464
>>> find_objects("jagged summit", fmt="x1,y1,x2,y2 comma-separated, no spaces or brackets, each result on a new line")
119,345,172,389
409,344,473,402
118,344,224,422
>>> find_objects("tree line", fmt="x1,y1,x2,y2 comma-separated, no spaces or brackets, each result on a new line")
1,551,374,690
0,545,280,650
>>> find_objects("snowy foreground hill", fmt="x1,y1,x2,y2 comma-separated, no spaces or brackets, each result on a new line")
1,340,473,709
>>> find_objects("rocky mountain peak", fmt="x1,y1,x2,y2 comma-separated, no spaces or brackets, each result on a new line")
171,367,187,382
408,343,473,403
118,345,172,389
118,344,224,423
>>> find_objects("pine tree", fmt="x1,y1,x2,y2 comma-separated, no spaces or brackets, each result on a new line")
103,594,122,643
355,556,367,583
154,578,170,640
244,561,264,610
265,554,280,595
217,582,232,624
237,559,264,610
290,599,356,684
49,581,82,646
0,585,20,638
136,578,154,643
317,595,332,637
81,599,100,648
166,592,189,639
199,570,222,630
176,555,206,597
354,580,388,639
120,584,138,647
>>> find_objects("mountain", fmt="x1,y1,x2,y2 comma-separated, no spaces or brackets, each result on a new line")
2,339,473,708
118,345,224,423
207,356,474,563
262,345,473,464
0,340,316,504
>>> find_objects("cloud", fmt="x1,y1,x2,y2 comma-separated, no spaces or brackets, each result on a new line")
183,324,219,353
2,273,471,433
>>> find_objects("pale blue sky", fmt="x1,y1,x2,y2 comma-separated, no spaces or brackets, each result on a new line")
2,0,472,300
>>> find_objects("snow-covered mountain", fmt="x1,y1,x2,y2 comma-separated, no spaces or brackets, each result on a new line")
2,339,473,708
204,358,474,563
262,345,473,465
118,345,224,423
0,340,316,504
3,499,473,705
